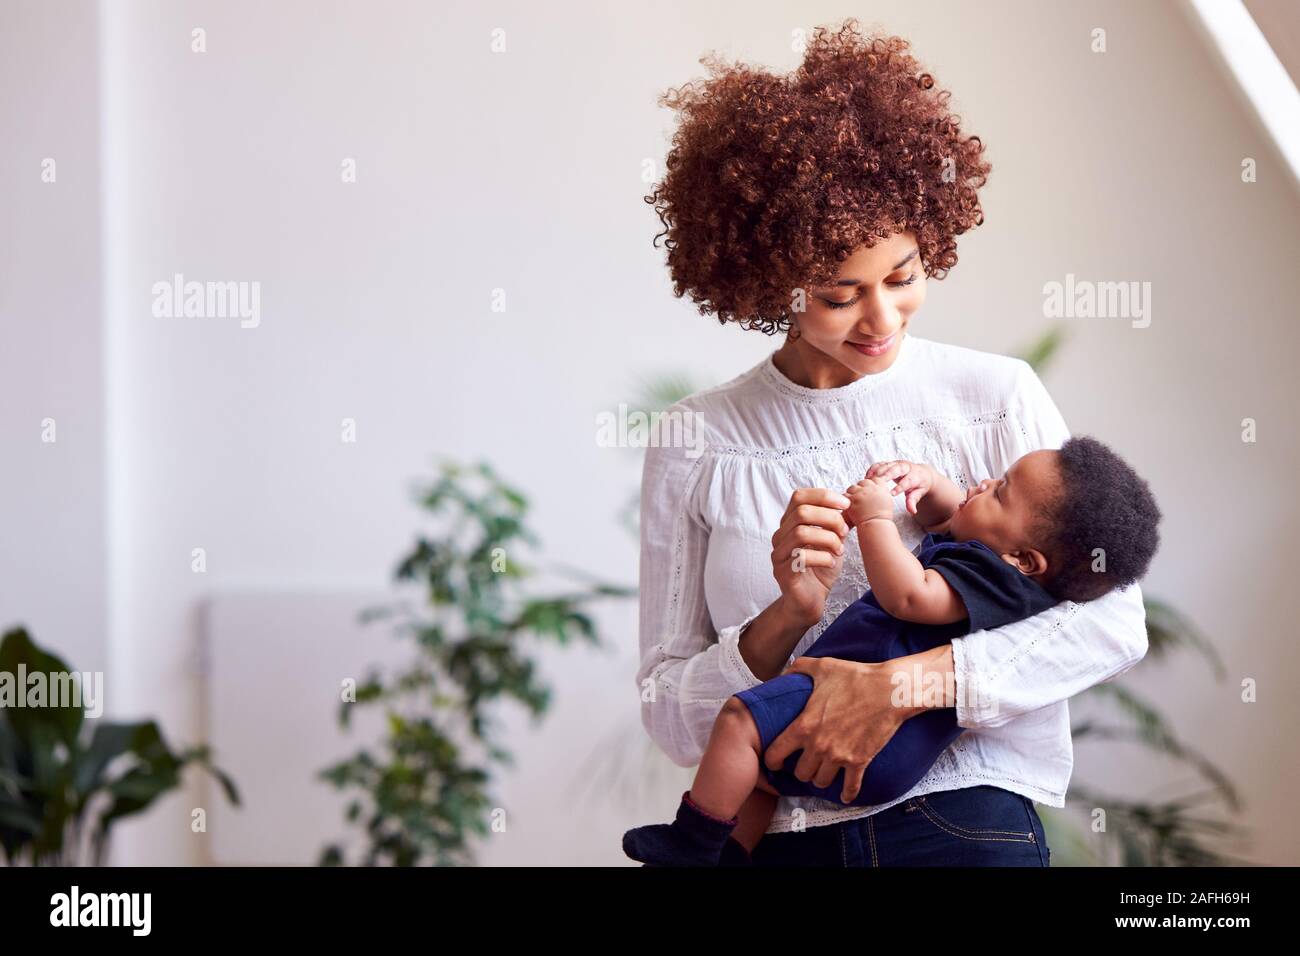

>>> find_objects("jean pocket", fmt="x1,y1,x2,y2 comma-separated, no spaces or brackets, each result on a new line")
908,787,1039,845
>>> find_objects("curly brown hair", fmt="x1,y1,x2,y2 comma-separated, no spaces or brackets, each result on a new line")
646,19,992,335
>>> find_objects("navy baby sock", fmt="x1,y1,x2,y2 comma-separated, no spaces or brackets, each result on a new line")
623,791,740,866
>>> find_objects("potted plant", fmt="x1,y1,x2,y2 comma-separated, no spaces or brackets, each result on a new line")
319,459,634,866
0,627,239,866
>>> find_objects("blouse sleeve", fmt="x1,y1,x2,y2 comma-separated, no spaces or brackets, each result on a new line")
633,430,765,767
949,362,1150,730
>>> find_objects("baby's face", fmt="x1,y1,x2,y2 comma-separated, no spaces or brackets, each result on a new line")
947,449,1061,559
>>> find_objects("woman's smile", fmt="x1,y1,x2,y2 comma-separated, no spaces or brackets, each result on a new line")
847,332,897,357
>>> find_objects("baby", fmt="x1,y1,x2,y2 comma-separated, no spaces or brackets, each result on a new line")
623,435,1161,866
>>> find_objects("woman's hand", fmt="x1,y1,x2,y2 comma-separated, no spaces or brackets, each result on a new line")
770,488,852,628
764,656,920,804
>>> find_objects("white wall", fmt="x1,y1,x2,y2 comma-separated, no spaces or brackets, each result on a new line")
0,2,106,675
1,0,1295,864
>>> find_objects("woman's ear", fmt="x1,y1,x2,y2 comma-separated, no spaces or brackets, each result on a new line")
1004,547,1049,578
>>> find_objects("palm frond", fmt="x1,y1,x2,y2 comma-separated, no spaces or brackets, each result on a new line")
629,371,701,414
1016,324,1068,374
1064,785,1250,866
1143,597,1224,677
1071,688,1239,811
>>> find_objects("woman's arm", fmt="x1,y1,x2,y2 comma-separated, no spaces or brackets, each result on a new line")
634,430,846,766
635,437,756,767
735,592,824,683
949,584,1146,728
945,361,1148,728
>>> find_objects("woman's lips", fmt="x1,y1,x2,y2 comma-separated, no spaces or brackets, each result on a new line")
847,333,896,356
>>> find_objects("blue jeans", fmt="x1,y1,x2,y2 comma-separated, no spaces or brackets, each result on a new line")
749,785,1051,866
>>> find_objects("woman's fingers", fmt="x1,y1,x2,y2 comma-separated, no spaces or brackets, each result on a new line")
790,487,852,511
783,741,861,797
779,547,838,571
794,749,828,788
767,735,816,780
763,714,808,772
839,763,869,804
777,524,845,559
781,741,872,802
773,500,850,544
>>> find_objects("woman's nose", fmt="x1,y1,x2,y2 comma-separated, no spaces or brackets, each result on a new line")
855,287,896,327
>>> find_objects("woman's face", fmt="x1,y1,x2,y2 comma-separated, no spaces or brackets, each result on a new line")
797,231,927,375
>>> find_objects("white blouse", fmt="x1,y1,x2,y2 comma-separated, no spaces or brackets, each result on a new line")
635,332,1148,833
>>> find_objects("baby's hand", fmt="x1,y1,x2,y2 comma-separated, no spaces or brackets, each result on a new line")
844,475,895,527
865,460,935,516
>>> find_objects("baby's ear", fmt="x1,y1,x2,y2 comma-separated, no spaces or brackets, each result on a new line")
998,546,1050,574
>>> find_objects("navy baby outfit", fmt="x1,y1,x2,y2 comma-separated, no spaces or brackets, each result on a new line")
735,531,1059,808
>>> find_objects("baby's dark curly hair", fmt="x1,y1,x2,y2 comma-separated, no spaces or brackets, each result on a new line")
1038,436,1162,602
646,18,992,334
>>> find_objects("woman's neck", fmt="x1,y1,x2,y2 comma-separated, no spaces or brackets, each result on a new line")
771,336,869,389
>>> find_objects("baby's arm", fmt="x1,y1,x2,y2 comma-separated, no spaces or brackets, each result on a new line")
865,460,965,533
843,476,968,626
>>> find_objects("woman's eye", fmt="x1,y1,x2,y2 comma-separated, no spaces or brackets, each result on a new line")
821,275,918,307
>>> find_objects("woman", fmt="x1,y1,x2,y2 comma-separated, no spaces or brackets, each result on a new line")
635,21,1148,866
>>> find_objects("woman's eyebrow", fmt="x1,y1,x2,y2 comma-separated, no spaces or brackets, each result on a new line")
828,248,920,285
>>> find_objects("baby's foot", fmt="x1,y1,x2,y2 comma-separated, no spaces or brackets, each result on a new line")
622,791,739,866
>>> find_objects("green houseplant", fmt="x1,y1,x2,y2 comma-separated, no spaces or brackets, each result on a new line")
318,459,634,866
0,627,239,866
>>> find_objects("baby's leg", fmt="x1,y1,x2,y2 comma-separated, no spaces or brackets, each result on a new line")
622,696,771,866
694,699,779,855
729,785,779,854
688,697,766,820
